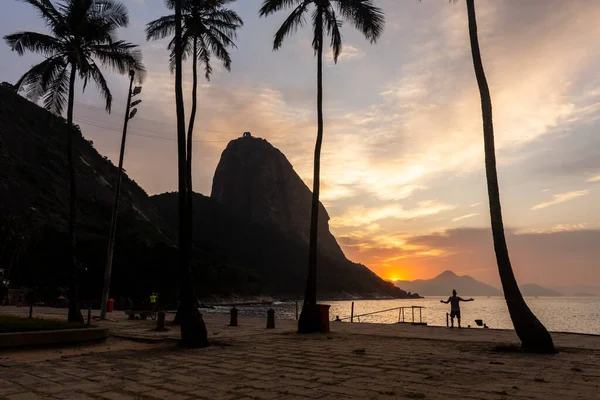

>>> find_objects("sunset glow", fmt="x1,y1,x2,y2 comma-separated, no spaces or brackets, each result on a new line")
2,1,600,289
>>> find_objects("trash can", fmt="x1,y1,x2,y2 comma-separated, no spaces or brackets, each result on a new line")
107,298,114,313
318,304,330,333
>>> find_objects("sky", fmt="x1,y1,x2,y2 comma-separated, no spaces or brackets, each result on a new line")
2,0,600,288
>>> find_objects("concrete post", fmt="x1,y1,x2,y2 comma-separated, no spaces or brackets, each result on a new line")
155,311,166,331
267,308,275,329
230,307,238,327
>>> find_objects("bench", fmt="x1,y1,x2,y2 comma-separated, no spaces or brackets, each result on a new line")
125,309,152,320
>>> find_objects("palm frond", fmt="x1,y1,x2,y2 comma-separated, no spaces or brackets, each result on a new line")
197,36,213,80
311,5,324,55
90,41,146,80
334,0,384,43
14,56,66,106
145,15,176,41
273,0,310,50
17,0,66,33
323,4,342,63
90,0,129,28
259,0,305,17
84,62,113,112
43,63,70,115
3,31,63,57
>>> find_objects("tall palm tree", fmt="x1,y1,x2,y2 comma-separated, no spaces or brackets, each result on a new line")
146,0,242,254
259,0,384,333
4,0,144,323
172,0,209,347
464,0,555,353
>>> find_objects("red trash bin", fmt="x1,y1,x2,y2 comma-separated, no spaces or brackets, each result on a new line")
318,304,331,333
107,298,114,313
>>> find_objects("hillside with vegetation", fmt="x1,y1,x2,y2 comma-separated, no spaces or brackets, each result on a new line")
0,85,417,302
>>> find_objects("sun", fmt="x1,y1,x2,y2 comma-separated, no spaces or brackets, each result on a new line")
391,277,399,282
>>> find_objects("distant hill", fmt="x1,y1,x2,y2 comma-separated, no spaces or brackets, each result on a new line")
395,270,502,296
520,284,562,297
553,284,600,297
396,270,567,297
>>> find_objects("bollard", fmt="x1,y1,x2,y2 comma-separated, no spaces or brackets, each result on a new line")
229,307,238,327
29,304,33,319
350,301,354,323
155,311,166,331
87,305,92,326
295,301,299,320
266,308,275,329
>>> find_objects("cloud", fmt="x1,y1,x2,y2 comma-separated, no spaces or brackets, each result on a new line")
516,224,587,235
340,227,600,286
531,190,590,210
330,201,455,228
452,213,478,222
587,174,600,183
335,44,364,62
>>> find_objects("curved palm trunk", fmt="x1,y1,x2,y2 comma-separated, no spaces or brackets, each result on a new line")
100,72,135,320
174,0,208,348
298,13,324,334
466,0,555,353
186,37,198,253
66,64,83,323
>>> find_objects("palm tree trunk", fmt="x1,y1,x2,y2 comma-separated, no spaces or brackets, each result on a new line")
298,12,324,334
66,64,83,324
100,72,135,320
174,0,208,348
186,37,198,255
466,0,555,353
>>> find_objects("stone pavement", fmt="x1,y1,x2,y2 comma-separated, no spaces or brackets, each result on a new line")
2,308,600,399
1,330,600,400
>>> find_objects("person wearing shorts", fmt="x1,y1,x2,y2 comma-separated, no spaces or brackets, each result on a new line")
441,289,474,328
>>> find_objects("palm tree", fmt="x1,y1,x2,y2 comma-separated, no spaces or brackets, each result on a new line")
171,0,210,347
259,0,384,333
146,0,242,255
464,0,555,353
4,0,144,322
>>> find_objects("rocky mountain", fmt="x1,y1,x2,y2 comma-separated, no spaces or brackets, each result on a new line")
152,135,419,300
395,270,502,296
211,136,345,261
520,284,562,297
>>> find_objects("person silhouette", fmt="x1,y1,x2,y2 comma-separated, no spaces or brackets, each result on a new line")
440,289,474,328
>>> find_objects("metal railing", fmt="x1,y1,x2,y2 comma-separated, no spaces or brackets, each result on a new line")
338,302,426,325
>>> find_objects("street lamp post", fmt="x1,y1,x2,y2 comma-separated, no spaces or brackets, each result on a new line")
100,70,142,320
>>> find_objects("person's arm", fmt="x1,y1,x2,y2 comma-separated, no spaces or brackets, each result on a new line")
459,297,475,302
440,297,450,304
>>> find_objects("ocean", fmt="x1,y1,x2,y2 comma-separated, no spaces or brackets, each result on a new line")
201,296,600,335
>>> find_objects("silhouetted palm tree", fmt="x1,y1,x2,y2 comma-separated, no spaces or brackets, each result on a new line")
259,0,384,333
172,0,210,347
4,0,144,323
146,0,242,253
464,0,555,353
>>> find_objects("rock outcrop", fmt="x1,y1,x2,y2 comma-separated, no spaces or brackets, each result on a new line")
211,136,345,261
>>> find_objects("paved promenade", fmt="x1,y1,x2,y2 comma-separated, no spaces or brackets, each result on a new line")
1,307,600,399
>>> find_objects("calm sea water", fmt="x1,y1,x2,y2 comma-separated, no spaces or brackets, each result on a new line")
202,297,600,335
